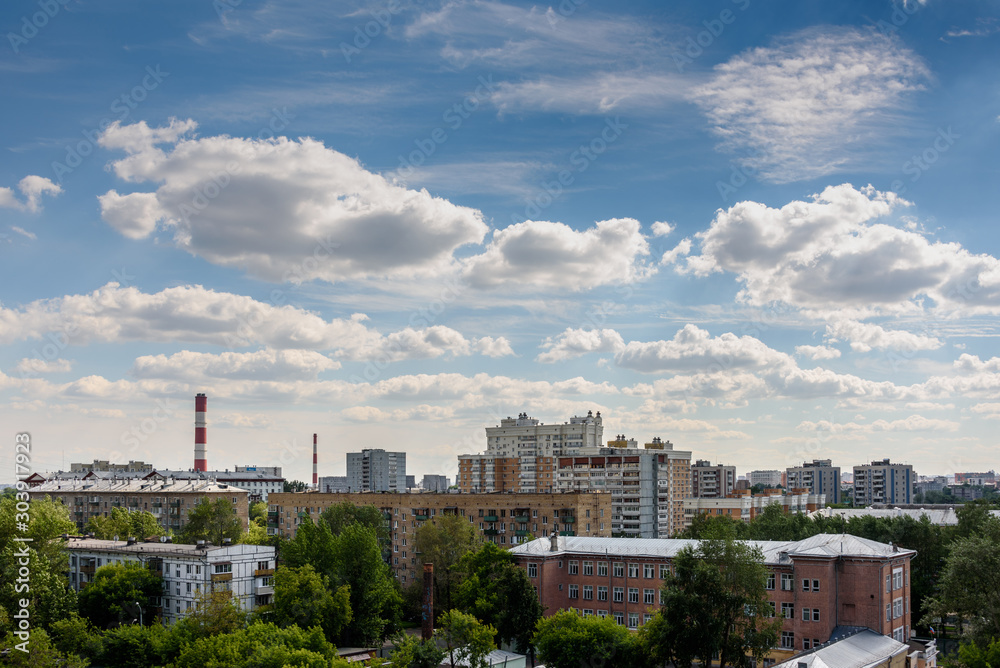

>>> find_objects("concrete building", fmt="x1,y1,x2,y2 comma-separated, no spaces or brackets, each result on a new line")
915,476,948,496
406,475,416,489
29,478,250,534
317,476,349,494
954,471,996,485
512,533,916,664
66,537,275,626
347,449,407,492
268,491,612,586
749,469,783,488
691,460,736,498
682,488,826,527
947,485,985,501
70,460,153,474
854,460,913,506
774,629,914,668
421,474,450,491
787,460,842,505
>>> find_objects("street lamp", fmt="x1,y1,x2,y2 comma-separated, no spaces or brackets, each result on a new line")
133,601,143,626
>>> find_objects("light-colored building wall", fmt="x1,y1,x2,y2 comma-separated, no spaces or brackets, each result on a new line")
749,469,783,488
347,449,407,492
691,460,736,498
854,460,913,506
787,460,841,505
682,489,826,527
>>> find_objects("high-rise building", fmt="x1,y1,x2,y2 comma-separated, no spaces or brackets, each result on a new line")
691,460,736,498
853,459,913,506
346,449,407,492
786,460,841,505
317,476,349,493
421,474,450,491
748,469,783,488
406,475,416,489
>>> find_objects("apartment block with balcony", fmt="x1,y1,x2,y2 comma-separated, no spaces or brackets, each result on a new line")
682,488,826,527
749,469,784,488
787,460,841,505
854,460,913,506
691,460,736,498
346,449,407,492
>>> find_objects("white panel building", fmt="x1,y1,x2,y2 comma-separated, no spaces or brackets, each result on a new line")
347,449,407,492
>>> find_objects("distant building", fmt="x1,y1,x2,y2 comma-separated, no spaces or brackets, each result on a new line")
346,449,407,492
947,484,985,501
811,506,1000,526
317,476,349,494
71,460,153,474
66,537,275,626
421,474,450,491
786,460,841,504
853,459,913,506
749,469,783,488
405,475,416,489
691,460,736,498
954,471,996,485
683,489,825,527
915,476,948,496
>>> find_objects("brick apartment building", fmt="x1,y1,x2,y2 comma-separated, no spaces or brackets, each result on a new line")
511,533,914,665
268,491,612,585
682,488,827,527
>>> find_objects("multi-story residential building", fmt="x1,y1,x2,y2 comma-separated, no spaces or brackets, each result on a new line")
267,491,612,586
787,460,842,505
915,476,948,496
406,475,416,489
317,475,349,493
682,488,826,526
421,474,451,491
29,478,249,534
947,485,984,501
66,537,275,626
512,533,915,664
347,449,407,492
854,460,913,506
954,471,996,485
71,460,154,474
691,460,736,498
749,469,783,488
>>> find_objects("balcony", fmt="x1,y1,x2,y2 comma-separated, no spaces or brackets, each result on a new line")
256,585,274,595
211,573,233,583
484,515,498,522
254,568,275,577
484,529,499,536
562,517,575,524
514,515,529,523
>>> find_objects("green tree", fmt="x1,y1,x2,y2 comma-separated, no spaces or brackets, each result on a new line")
272,565,352,641
77,562,162,629
239,518,270,545
48,614,103,659
249,501,268,524
181,590,247,636
87,507,162,541
179,497,242,545
533,610,640,668
171,621,352,668
956,638,1000,668
284,480,308,493
0,628,89,668
414,513,480,617
436,609,496,668
98,622,169,668
456,541,542,653
330,523,402,645
374,634,447,668
281,517,337,576
320,501,391,546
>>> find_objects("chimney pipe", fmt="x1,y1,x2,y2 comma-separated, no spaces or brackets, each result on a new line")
312,433,318,489
550,532,559,552
422,563,434,640
194,394,208,472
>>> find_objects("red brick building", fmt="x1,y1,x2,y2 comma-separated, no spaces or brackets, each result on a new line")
511,534,914,665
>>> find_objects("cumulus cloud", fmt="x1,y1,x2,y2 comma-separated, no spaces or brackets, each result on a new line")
0,175,62,212
13,358,74,375
537,328,625,363
795,345,841,360
796,415,959,433
615,324,788,373
131,349,340,382
691,27,930,182
97,119,488,283
825,320,942,352
650,221,674,237
681,184,1000,315
463,218,653,290
474,336,515,358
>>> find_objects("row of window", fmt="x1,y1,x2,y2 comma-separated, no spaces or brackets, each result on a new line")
567,585,658,605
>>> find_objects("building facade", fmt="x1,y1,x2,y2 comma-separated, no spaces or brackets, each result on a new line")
29,478,250,534
70,460,154,474
347,449,407,492
854,460,913,506
787,460,842,505
512,533,915,664
318,475,349,493
682,488,826,527
267,491,612,586
66,537,275,625
749,470,784,488
691,460,736,498
421,474,451,491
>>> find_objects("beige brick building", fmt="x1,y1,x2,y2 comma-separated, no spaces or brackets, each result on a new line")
268,491,612,585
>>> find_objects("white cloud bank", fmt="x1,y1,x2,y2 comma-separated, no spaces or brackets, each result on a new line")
0,175,62,212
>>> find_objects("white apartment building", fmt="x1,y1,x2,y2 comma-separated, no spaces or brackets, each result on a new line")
66,537,275,626
786,460,841,504
749,469,783,488
854,459,913,506
347,449,407,492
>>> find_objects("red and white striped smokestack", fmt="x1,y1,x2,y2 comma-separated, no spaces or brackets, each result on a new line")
312,433,318,488
194,393,208,472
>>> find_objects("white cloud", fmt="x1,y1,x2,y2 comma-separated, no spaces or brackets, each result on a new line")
795,345,841,360
969,402,1000,419
0,175,62,212
537,328,626,363
463,218,653,290
797,415,960,433
97,120,488,283
131,349,340,382
615,324,788,373
651,221,674,237
473,336,515,358
681,184,1000,315
691,27,929,182
490,74,685,115
13,358,73,375
9,226,36,240
825,320,942,352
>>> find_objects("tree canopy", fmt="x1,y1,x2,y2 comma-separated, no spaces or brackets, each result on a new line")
179,497,242,545
272,565,352,642
77,561,163,629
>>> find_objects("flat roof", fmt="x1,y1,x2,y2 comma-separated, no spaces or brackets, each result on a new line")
65,537,273,557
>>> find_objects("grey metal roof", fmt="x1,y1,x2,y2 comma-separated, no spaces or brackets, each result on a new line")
774,629,908,668
64,537,273,558
811,506,1000,526
510,533,915,563
30,478,247,494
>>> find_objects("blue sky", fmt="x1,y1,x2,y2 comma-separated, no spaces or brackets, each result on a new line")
2,0,1000,485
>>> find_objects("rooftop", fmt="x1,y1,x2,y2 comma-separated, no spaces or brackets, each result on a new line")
774,628,908,668
29,478,247,494
64,537,273,558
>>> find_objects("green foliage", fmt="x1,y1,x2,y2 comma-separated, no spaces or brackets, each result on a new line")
171,621,351,668
49,614,103,658
0,628,89,667
374,634,447,668
456,541,542,653
284,480,308,493
282,517,337,576
436,609,496,668
98,622,169,668
77,562,162,629
956,638,1000,668
182,590,247,637
179,498,242,546
414,513,480,616
533,609,640,668
87,507,163,541
319,501,390,545
238,518,270,545
330,523,402,646
272,565,352,641
249,501,268,524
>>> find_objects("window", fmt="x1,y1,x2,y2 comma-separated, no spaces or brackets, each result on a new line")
893,567,903,590
214,563,232,574
613,563,624,578
644,564,654,579
583,561,594,576
766,602,776,618
568,584,579,599
802,607,810,622
527,563,537,578
781,603,794,619
781,632,794,649
598,586,608,601
780,574,793,591
613,612,624,626
813,609,820,622
886,574,891,592
628,613,639,629
886,604,891,621
186,565,192,574
613,587,624,603
598,562,608,577
628,564,639,578
628,588,639,603
804,638,811,650
812,579,820,591
644,589,655,605
583,585,593,600
765,573,775,590
597,610,607,618
569,561,579,575
660,564,670,579
583,609,593,617
802,578,810,592
186,583,191,594
893,597,903,619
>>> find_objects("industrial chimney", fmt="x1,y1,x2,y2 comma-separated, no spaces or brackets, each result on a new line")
194,394,207,472
312,433,318,490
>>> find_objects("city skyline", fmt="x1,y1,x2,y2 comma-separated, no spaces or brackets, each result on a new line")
3,0,1000,485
